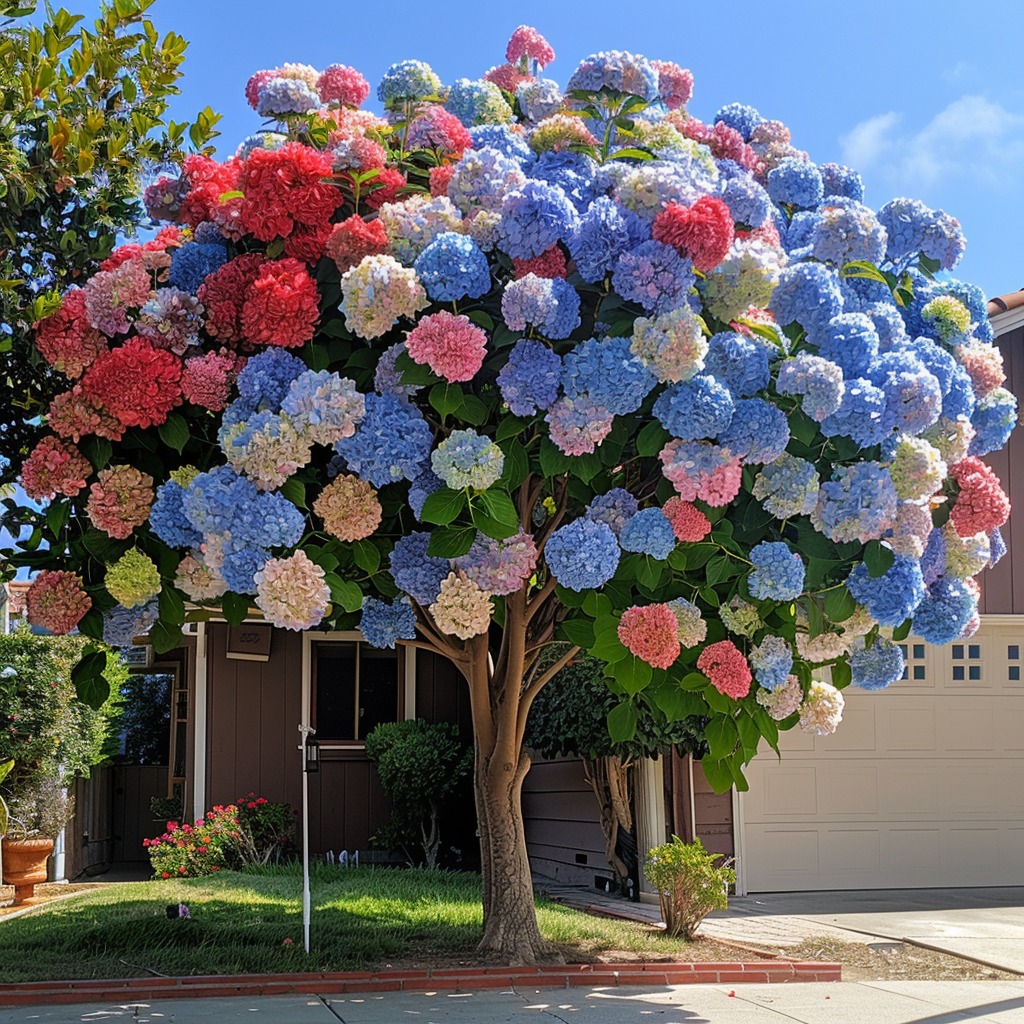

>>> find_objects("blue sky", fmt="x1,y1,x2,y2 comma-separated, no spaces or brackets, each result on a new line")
144,0,1024,298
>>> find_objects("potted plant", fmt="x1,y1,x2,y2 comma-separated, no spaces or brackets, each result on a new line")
1,776,74,905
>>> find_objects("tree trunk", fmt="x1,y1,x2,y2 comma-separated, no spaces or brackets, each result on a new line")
582,754,633,885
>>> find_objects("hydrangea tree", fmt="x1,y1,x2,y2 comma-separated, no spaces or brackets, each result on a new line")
1,27,1015,961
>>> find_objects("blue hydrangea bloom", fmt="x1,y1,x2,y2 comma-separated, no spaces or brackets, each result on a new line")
501,275,581,340
653,375,734,440
545,518,620,591
389,532,450,605
497,181,579,259
820,162,865,201
447,147,527,214
969,388,1018,456
431,429,504,491
612,240,695,315
811,198,887,268
770,263,844,339
237,349,307,411
569,196,650,283
468,125,535,166
714,102,764,140
103,600,159,648
748,541,805,600
752,454,820,519
619,508,676,559
413,232,491,301
532,151,600,212
517,78,564,123
360,597,417,649
865,303,910,351
840,274,894,316
776,353,845,422
874,361,943,435
718,398,790,464
335,393,433,486
718,175,770,228
150,481,203,548
912,576,977,644
750,635,793,691
767,158,824,209
900,337,956,394
250,491,305,549
920,528,946,585
820,377,889,447
444,77,511,126
703,333,770,397
563,336,658,416
946,279,994,341
257,78,319,117
168,242,228,293
817,313,879,379
850,638,905,690
566,50,660,101
846,556,925,627
878,198,966,270
182,466,260,536
586,488,639,537
941,364,977,421
377,59,441,103
220,545,269,595
988,527,1007,568
814,463,899,543
497,339,562,416
408,469,444,521
782,210,819,256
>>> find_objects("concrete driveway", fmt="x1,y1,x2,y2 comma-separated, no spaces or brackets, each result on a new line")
708,887,1024,973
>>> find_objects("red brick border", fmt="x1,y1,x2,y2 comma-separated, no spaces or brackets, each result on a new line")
0,961,841,1007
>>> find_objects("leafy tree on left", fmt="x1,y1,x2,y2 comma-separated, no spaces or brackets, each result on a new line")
0,0,220,483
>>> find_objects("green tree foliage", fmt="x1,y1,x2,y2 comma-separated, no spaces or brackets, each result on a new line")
0,0,219,481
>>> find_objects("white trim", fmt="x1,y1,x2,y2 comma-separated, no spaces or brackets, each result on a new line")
990,305,1024,338
403,646,417,720
192,622,208,819
732,785,747,896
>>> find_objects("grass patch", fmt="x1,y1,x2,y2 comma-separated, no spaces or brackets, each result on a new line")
0,865,697,982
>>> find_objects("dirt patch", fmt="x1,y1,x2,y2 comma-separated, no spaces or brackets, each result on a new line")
0,883,101,917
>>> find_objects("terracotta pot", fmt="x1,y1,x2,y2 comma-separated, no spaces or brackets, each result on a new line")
2,837,55,905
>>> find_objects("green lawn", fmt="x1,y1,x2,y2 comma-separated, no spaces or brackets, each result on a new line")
0,865,691,982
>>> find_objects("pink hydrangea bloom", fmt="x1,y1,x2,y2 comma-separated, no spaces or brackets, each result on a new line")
83,258,152,336
313,474,382,542
546,395,614,455
663,497,711,542
798,680,845,735
650,60,693,110
429,572,493,639
34,289,108,378
86,465,155,539
48,386,125,443
660,440,743,506
697,640,751,699
955,341,1005,398
175,553,228,602
182,352,239,411
26,570,92,634
618,604,681,669
484,63,532,93
886,501,933,559
20,436,91,501
455,531,538,596
506,26,555,68
405,311,487,382
756,675,803,721
949,456,1011,537
254,551,330,630
317,64,370,108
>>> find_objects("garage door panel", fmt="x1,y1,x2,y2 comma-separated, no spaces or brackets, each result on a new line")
742,620,1024,891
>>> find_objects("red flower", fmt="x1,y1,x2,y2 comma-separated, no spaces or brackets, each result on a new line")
179,866,187,874
81,337,183,429
513,245,568,280
653,198,734,274
663,497,711,542
326,216,389,274
162,871,171,879
284,221,334,263
949,457,1011,537
697,640,751,700
199,253,266,346
178,155,242,229
247,802,257,809
240,258,320,348
364,167,406,211
429,164,456,199
34,289,108,379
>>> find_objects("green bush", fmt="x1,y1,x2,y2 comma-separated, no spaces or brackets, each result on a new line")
231,793,295,867
365,720,472,869
645,836,736,939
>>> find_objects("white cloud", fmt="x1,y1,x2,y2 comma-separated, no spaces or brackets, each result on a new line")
839,95,1024,193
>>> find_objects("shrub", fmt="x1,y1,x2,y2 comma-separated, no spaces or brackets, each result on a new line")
645,835,736,939
232,792,295,867
144,805,242,878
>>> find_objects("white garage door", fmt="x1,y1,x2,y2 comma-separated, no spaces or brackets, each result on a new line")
741,617,1024,892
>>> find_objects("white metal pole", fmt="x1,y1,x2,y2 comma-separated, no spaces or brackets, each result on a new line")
299,724,311,954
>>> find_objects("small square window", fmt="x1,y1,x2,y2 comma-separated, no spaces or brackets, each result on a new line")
968,665,981,681
899,644,908,659
1009,645,1020,661
913,665,926,680
952,645,964,659
953,666,965,681
1010,666,1021,681
913,644,925,659
969,644,981,659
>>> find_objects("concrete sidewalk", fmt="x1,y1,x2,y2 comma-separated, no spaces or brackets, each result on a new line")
4,980,1024,1023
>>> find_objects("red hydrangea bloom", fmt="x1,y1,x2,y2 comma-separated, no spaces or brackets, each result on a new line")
670,115,760,173
178,155,242,229
100,227,182,272
735,219,782,249
317,63,370,107
326,216,389,274
20,436,92,500
506,25,555,68
26,570,92,635
618,604,681,669
34,289,108,378
949,457,1011,537
513,245,568,280
484,63,532,94
405,311,488,382
284,221,334,263
429,164,457,198
364,167,407,211
653,198,734,273
182,351,240,411
81,337,183,429
199,253,266,345
240,258,320,348
48,386,125,442
662,497,711,542
650,60,693,110
408,106,473,158
245,69,279,109
86,465,155,539
697,640,752,699
239,143,342,242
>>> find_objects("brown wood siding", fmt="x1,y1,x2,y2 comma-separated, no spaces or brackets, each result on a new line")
67,767,115,878
522,756,609,886
111,765,169,864
667,752,734,862
413,650,473,737
979,326,1023,614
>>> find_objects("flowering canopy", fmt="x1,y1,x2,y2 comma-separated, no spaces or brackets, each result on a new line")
5,28,1015,790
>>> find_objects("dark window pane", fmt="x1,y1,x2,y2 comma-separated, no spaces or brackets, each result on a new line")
1009,646,1020,660
913,644,925,659
953,666,965,680
358,649,399,740
968,644,981,659
316,644,358,740
913,665,926,679
969,665,981,681
1011,666,1021,681
952,645,964,659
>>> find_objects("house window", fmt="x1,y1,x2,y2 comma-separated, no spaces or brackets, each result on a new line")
1009,645,1021,682
899,643,927,682
312,641,401,743
951,642,982,683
